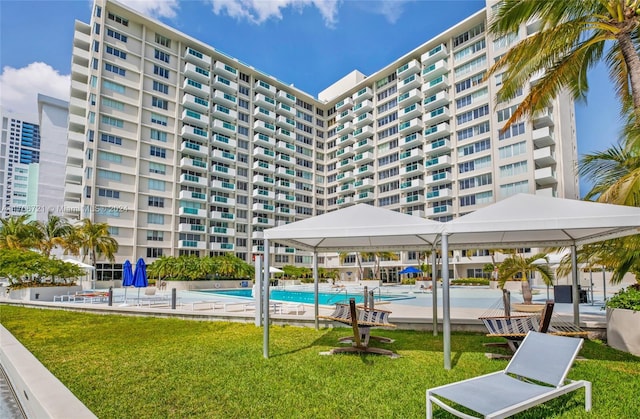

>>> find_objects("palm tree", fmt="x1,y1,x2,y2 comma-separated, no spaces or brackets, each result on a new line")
0,214,40,250
498,253,554,304
36,215,73,257
75,219,119,268
488,0,640,128
148,255,178,281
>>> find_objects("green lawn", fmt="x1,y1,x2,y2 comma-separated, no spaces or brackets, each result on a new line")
2,305,639,418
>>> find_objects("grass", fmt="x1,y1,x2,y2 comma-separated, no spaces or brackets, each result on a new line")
2,305,639,418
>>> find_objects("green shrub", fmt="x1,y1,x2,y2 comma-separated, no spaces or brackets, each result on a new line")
605,284,640,311
451,278,490,286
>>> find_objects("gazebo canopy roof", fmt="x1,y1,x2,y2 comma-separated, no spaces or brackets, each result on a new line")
264,204,443,252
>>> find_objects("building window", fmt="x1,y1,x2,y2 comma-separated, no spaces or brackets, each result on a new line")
104,63,126,76
147,213,165,224
153,80,169,94
150,146,166,158
152,97,168,110
101,134,122,145
148,179,166,191
148,196,165,207
155,33,171,48
147,247,164,258
105,45,127,59
98,188,120,199
147,231,164,241
151,113,168,126
154,49,170,63
153,65,170,79
107,12,129,26
149,162,166,175
106,28,128,42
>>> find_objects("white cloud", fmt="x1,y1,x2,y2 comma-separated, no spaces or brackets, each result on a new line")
0,63,70,118
369,0,412,24
207,0,341,27
118,0,180,19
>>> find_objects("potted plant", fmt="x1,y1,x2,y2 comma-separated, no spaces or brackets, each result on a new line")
605,283,640,356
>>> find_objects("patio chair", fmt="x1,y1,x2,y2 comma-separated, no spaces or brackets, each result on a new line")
426,331,591,418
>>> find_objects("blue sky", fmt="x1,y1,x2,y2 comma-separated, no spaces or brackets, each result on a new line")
0,0,622,197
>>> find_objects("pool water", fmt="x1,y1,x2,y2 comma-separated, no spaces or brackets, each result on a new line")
198,289,413,305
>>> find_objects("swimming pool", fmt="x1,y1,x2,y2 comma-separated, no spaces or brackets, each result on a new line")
198,289,414,305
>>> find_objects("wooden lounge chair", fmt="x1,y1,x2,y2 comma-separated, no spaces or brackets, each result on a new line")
427,331,591,418
318,298,397,357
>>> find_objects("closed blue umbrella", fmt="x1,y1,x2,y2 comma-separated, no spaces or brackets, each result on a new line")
133,258,148,303
121,260,134,306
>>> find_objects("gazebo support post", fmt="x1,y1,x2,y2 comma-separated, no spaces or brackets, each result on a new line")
431,248,438,336
313,251,319,330
571,245,580,326
263,239,270,359
442,233,451,370
254,256,263,327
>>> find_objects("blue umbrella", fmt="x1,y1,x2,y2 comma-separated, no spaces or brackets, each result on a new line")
133,258,148,303
121,260,134,305
398,266,421,275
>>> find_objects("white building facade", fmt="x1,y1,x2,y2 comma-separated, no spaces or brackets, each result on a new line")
65,0,579,281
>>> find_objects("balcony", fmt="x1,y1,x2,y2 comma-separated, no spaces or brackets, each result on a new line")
335,196,354,206
251,134,274,150
253,174,275,187
179,190,207,202
335,97,353,111
423,90,449,112
424,122,450,140
179,223,206,233
180,157,208,170
400,163,424,177
398,73,421,93
353,151,375,164
352,86,373,102
353,178,375,190
254,120,276,135
426,204,453,217
399,147,424,163
425,137,451,154
338,133,355,146
426,188,453,201
399,103,423,121
252,202,275,213
276,167,296,178
356,164,374,177
396,59,421,77
179,173,208,187
210,242,235,251
210,210,236,222
254,80,276,96
535,167,557,185
253,188,275,200
213,61,238,79
276,206,296,216
399,118,423,135
212,75,237,94
211,149,235,162
253,216,275,227
277,90,296,104
276,179,294,189
422,74,449,96
184,62,210,83
275,128,295,142
336,122,354,135
183,78,209,97
277,102,295,117
254,93,276,109
355,190,375,202
423,106,450,125
534,146,556,167
336,146,354,159
181,109,209,127
428,171,452,185
336,171,354,182
397,89,422,106
180,141,208,157
211,226,235,237
253,147,276,161
352,99,373,115
339,158,355,170
212,134,236,149
212,119,236,136
276,140,296,153
210,180,236,192
212,104,237,122
533,126,555,148
400,178,424,192
353,138,374,152
276,115,296,129
276,193,296,203
352,125,374,140
254,107,276,123
182,93,209,113
421,59,448,81
178,240,206,250
253,160,275,173
211,164,236,177
184,47,211,66
336,109,353,124
421,43,447,65
533,107,554,129
398,135,426,155
181,125,209,142
402,194,425,205
211,195,236,206
212,90,237,108
425,155,452,170
178,207,207,218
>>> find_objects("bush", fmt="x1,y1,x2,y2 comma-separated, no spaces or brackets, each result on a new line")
605,284,640,311
450,278,490,286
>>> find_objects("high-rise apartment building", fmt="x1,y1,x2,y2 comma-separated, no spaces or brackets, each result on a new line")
65,0,579,280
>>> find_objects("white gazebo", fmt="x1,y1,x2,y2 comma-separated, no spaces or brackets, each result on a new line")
262,204,444,358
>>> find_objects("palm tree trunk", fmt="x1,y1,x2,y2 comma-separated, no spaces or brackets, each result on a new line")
521,270,533,304
617,31,640,123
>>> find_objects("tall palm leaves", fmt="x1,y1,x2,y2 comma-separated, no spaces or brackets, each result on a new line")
36,215,73,257
488,0,640,128
75,219,118,268
0,214,40,250
498,253,554,304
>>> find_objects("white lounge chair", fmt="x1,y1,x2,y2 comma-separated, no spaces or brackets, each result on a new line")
426,331,591,418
